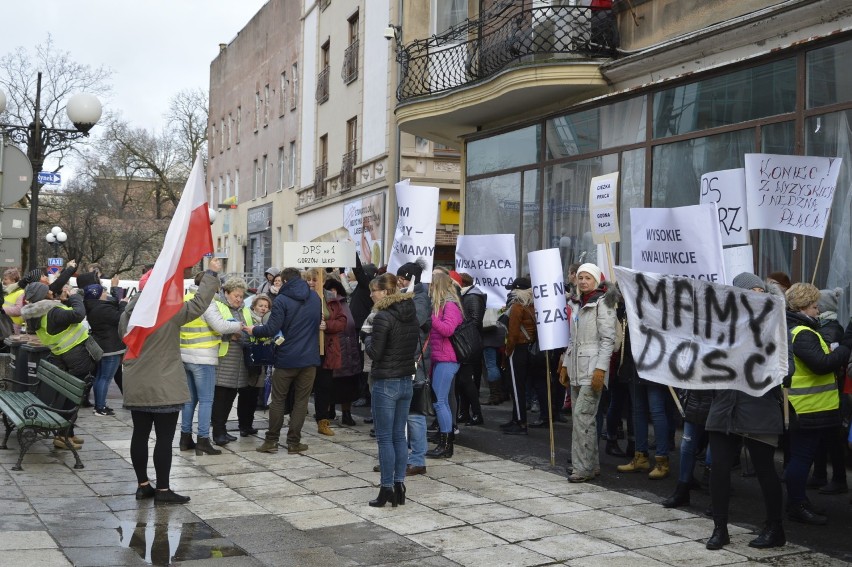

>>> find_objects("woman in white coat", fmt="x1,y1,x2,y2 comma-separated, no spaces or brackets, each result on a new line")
561,263,616,483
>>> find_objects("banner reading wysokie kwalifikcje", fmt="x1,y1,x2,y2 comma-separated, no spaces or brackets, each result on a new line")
528,248,570,350
615,267,787,396
386,179,439,283
630,204,726,283
454,234,516,308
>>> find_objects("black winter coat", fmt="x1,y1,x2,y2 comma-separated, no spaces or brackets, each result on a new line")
460,286,486,330
21,294,96,379
366,292,419,380
683,389,715,425
349,256,375,330
84,296,126,355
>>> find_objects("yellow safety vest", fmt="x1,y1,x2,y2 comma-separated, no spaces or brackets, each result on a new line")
3,287,24,325
35,305,89,355
787,326,839,415
215,300,252,357
179,292,221,351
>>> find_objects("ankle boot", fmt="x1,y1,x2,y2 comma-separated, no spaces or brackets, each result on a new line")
617,451,650,473
179,432,195,451
317,419,335,436
748,521,785,548
605,439,626,457
195,437,222,456
394,482,406,505
706,521,730,550
648,455,670,480
661,481,690,508
426,433,452,458
445,432,454,458
341,411,356,426
212,432,231,446
369,486,398,508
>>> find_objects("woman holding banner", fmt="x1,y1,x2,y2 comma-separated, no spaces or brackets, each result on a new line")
562,263,616,483
704,272,785,550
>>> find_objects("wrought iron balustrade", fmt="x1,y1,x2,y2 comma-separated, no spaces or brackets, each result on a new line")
315,162,328,198
395,4,617,102
316,66,330,104
342,39,359,84
340,149,357,191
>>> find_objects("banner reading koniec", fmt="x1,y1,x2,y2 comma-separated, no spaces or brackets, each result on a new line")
615,266,787,397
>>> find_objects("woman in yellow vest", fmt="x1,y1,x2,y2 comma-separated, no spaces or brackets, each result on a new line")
784,283,852,526
210,277,254,446
2,268,25,334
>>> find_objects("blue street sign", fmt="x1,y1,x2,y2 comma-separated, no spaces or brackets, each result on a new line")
47,257,64,267
38,171,61,185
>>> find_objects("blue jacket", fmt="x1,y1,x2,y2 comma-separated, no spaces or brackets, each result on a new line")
251,278,321,369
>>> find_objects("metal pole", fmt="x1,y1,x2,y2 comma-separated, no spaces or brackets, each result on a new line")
26,72,43,270
545,350,555,466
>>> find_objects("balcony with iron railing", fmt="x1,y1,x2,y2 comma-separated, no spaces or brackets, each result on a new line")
316,66,330,104
393,2,617,145
314,162,328,198
342,40,359,85
340,149,357,192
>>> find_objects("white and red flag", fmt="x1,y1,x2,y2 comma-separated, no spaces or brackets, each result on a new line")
123,157,213,359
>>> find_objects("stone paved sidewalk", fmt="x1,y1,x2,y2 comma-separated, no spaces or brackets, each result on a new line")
0,407,845,567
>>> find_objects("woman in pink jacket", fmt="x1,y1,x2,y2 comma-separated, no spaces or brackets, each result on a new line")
426,272,463,459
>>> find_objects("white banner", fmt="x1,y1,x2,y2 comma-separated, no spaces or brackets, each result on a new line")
387,179,438,283
343,192,385,266
455,234,516,308
528,248,570,351
722,245,755,285
630,204,726,283
700,168,749,246
744,153,842,239
282,241,356,267
589,172,620,244
615,267,787,396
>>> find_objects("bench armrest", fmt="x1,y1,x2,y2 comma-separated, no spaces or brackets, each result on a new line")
0,378,40,391
22,402,77,420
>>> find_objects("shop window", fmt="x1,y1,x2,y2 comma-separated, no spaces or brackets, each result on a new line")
546,96,646,160
467,125,540,177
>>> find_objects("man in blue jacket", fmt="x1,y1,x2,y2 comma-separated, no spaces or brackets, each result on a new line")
245,267,321,454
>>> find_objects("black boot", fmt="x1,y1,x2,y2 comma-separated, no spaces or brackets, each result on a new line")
341,411,356,426
661,481,690,508
446,432,454,458
179,432,195,451
426,433,452,458
706,521,730,550
625,438,635,456
394,482,406,505
195,437,222,456
368,486,398,508
212,432,231,446
605,439,626,457
748,521,785,548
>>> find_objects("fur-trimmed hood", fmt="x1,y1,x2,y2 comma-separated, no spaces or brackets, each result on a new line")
21,299,63,320
374,291,414,311
603,283,622,309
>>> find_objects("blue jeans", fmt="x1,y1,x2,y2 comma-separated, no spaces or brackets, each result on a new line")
631,379,670,456
785,427,827,506
679,420,706,483
483,347,501,383
182,363,217,438
432,362,460,433
407,413,427,466
93,354,122,410
372,377,413,487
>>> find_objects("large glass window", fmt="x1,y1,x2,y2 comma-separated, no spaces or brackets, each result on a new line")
807,40,852,109
617,148,646,268
756,122,796,279
546,96,646,160
653,59,796,138
651,129,754,208
467,125,540,176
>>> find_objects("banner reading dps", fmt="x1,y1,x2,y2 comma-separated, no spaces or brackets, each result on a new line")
744,153,842,239
282,241,356,267
699,168,749,246
454,234,516,308
386,179,438,283
528,248,570,351
630,204,726,282
615,266,787,397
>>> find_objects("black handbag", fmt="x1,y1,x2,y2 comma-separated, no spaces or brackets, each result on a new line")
450,319,482,363
410,337,435,416
244,339,275,367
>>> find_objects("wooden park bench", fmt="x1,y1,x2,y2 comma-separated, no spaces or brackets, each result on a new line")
0,360,85,471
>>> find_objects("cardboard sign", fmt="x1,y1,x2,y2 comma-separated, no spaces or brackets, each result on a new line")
455,234,516,308
387,179,439,283
282,241,356,267
615,266,787,397
745,153,842,239
589,172,620,245
700,168,749,246
528,248,570,351
630,204,726,283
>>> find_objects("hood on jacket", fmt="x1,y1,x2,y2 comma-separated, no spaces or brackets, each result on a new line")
280,277,311,302
264,267,280,278
374,292,416,322
21,299,63,321
461,285,486,297
603,283,622,309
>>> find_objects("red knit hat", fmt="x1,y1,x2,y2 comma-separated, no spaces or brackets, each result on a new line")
448,270,463,286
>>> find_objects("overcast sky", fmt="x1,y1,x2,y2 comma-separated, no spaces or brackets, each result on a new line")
0,0,269,131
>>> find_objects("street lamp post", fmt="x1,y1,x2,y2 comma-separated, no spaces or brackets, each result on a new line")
45,225,66,257
0,72,102,269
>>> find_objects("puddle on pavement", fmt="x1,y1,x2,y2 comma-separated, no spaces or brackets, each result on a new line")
117,521,247,565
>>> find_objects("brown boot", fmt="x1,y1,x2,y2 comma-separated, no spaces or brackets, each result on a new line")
485,381,504,405
617,451,650,473
317,419,335,436
649,455,670,480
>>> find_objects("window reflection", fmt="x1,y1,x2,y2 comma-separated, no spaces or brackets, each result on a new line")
467,125,540,176
807,40,852,109
546,96,646,159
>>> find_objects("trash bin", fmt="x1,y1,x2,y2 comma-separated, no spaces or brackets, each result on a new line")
4,336,35,392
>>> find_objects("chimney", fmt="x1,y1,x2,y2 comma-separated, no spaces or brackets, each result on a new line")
219,43,227,53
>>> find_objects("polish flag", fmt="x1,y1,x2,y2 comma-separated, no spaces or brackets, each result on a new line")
123,157,214,359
